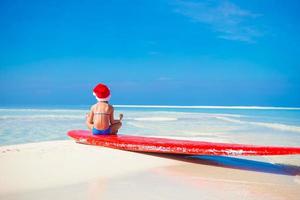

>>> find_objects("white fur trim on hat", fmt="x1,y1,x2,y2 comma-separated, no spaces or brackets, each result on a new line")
93,92,111,102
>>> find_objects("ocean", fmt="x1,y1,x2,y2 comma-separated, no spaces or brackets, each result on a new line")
1,105,300,146
1,105,300,165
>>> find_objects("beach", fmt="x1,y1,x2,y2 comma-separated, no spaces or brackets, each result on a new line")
1,107,300,199
1,140,300,200
2,0,300,198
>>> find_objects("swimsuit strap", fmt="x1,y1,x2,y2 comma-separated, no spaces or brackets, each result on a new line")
94,112,110,115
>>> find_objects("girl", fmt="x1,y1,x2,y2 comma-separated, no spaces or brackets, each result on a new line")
86,83,123,135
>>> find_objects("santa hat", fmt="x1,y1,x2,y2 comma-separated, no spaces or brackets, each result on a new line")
93,83,111,101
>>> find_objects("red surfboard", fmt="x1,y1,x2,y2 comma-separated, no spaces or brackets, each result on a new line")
67,130,300,156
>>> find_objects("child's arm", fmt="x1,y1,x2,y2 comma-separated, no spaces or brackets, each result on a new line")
86,106,94,130
109,106,123,125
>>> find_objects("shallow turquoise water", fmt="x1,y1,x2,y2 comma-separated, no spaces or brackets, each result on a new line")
1,106,300,147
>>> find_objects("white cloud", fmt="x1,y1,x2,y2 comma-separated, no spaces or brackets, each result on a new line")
172,0,263,43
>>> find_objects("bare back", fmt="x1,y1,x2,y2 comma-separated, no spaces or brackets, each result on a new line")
91,102,113,130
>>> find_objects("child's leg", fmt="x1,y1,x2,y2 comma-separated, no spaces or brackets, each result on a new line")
110,121,122,134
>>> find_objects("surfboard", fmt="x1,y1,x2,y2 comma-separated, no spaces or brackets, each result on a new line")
67,130,300,156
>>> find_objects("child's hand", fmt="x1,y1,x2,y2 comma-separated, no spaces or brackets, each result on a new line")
119,113,123,121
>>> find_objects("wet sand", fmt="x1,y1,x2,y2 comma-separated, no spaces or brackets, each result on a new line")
1,140,299,200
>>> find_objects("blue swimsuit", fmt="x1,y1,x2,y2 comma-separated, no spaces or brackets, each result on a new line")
92,127,111,135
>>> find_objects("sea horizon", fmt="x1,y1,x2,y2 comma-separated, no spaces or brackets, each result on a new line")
1,104,300,110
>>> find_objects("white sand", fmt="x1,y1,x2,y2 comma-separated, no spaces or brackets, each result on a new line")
1,140,300,200
0,140,179,194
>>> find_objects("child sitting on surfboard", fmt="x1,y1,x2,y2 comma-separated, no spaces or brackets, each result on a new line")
86,83,123,135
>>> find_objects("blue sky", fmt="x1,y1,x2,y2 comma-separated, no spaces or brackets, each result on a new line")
0,0,300,106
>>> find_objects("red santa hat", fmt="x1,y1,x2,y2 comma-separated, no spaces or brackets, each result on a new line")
93,83,111,101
